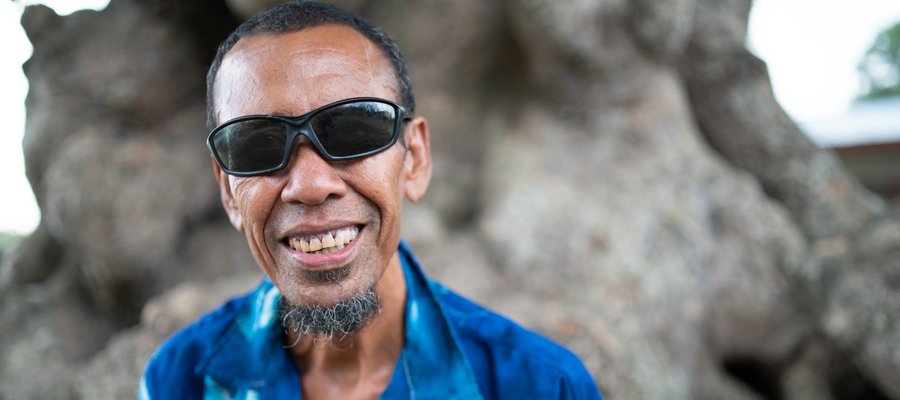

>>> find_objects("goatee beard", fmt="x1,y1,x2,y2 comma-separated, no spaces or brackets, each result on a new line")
279,287,381,344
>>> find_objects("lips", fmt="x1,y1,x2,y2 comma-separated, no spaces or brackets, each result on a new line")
286,225,360,254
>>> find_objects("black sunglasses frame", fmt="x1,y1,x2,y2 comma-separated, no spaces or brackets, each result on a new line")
208,97,409,177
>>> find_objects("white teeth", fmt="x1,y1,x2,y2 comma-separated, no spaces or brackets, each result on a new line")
335,231,346,249
288,226,359,254
309,237,322,252
322,233,335,248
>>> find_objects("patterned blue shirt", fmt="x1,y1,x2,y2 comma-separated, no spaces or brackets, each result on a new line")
139,241,602,399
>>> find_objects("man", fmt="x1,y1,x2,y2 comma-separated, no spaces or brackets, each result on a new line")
139,2,601,399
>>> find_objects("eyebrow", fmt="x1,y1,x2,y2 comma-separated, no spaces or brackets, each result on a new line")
266,109,301,117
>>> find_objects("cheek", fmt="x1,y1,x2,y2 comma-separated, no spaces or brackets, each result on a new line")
355,155,404,208
230,177,283,272
231,178,280,233
351,154,406,242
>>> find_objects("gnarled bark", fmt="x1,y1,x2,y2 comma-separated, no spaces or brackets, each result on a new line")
2,0,898,398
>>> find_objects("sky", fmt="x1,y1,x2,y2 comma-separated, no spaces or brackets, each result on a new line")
748,0,900,121
1,1,900,235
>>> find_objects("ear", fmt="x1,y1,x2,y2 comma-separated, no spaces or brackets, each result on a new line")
402,116,433,203
212,155,244,231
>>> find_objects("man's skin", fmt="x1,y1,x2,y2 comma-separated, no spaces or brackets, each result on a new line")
210,24,433,399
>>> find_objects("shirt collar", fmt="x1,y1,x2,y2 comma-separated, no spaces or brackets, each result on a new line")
397,240,483,399
196,241,483,399
195,279,296,392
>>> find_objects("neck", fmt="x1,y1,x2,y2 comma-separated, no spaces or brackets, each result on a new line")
287,252,407,398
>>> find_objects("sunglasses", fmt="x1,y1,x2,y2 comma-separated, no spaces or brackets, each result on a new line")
208,97,409,176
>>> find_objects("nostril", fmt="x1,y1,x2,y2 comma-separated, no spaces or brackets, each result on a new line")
280,146,348,206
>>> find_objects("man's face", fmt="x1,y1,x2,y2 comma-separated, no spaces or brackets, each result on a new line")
211,25,431,309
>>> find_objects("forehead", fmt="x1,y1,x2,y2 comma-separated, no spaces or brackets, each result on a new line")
214,24,399,121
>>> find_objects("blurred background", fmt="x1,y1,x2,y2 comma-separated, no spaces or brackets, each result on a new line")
1,1,899,399
3,0,900,238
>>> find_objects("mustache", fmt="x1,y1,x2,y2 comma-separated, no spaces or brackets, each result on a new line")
274,195,377,224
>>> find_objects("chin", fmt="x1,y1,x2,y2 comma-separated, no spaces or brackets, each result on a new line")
279,281,381,342
278,262,378,308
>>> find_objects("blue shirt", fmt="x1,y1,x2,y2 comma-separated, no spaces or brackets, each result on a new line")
139,241,602,399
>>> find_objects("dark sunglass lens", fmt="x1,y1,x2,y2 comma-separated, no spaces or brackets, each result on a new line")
212,119,289,173
311,101,397,158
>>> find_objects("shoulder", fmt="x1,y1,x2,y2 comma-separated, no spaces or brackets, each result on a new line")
139,289,252,399
431,282,602,400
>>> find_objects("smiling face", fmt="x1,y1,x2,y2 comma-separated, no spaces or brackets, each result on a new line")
211,24,432,308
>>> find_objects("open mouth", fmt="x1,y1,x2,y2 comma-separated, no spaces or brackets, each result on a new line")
284,225,361,255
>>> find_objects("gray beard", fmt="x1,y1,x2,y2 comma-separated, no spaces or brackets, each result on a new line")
279,286,381,344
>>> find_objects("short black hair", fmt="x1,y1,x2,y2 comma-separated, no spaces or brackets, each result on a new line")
205,1,414,129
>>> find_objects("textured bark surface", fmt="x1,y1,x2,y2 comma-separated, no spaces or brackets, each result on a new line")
2,0,899,399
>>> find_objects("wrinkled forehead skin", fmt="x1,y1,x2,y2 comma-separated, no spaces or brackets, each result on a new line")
212,24,402,122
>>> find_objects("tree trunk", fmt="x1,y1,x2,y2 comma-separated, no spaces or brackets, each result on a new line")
2,0,898,399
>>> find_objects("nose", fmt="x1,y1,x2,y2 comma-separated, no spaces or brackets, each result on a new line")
280,140,347,205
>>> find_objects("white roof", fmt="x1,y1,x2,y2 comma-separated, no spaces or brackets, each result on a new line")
800,96,900,148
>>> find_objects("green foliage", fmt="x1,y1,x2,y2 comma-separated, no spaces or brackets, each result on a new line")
0,231,24,256
858,22,900,100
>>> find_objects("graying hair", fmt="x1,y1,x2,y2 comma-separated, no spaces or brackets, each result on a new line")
279,287,381,343
206,1,414,130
